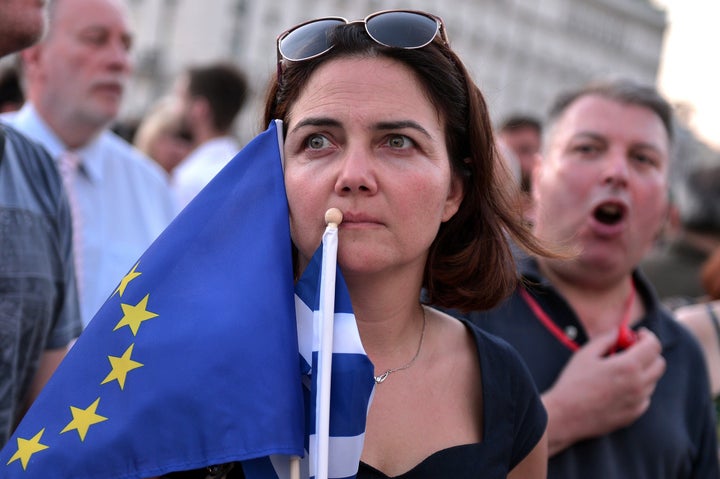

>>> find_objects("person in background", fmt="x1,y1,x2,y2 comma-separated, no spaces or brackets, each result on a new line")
703,245,720,300
161,9,549,478
9,0,177,327
641,162,720,309
497,114,542,195
674,299,720,398
459,79,719,477
134,97,192,175
0,0,82,447
171,62,248,209
674,245,720,446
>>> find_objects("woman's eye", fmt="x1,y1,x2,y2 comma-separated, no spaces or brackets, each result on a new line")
387,135,413,149
306,134,330,150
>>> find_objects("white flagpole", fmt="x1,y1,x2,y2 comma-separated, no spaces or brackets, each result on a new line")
290,456,300,479
314,208,343,479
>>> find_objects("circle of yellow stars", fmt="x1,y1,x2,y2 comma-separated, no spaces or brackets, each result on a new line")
6,262,157,470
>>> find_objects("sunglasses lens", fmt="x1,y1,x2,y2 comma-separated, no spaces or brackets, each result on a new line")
366,11,439,48
279,18,346,61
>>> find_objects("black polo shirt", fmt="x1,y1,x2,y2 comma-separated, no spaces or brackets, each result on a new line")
461,257,719,478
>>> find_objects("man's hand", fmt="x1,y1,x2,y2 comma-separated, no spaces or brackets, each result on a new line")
542,328,666,456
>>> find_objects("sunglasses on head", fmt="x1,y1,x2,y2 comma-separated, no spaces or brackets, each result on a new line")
276,10,448,80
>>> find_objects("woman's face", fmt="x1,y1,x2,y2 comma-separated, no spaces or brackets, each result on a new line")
283,56,464,277
150,129,192,174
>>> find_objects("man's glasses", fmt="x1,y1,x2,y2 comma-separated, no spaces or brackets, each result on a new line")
276,10,448,79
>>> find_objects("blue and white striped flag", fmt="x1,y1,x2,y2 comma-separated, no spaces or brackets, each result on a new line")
296,229,376,479
246,235,376,479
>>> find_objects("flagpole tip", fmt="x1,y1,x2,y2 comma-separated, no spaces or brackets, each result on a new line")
325,208,343,227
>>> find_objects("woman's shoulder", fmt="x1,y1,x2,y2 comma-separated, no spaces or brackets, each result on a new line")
432,307,529,368
430,307,548,470
429,307,542,409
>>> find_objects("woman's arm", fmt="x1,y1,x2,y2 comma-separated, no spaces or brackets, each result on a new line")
508,430,548,479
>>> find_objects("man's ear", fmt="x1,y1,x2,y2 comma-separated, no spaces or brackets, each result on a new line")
21,44,42,65
19,45,42,82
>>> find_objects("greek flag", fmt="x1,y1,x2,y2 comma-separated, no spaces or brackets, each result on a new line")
0,120,374,479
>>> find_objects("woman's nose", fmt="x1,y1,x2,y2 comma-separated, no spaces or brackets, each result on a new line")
334,145,377,194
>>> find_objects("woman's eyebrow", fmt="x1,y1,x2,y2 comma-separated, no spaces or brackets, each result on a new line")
375,120,432,139
290,118,433,140
290,117,341,134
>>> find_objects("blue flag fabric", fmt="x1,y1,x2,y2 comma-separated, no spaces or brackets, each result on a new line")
0,121,306,478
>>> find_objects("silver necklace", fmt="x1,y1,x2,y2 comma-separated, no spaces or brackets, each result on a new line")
373,306,427,384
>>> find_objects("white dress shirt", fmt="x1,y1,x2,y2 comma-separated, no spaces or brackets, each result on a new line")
11,103,178,327
171,136,241,210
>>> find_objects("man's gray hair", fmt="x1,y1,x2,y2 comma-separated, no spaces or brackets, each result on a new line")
545,79,674,146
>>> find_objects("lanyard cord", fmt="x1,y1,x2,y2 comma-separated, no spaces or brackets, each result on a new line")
519,287,580,352
519,281,637,353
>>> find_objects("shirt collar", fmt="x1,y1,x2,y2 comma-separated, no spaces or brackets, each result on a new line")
14,103,105,183
519,256,674,346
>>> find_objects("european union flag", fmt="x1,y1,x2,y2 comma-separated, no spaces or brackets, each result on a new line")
1,121,307,478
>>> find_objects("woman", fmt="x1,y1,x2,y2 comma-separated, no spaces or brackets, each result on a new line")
165,9,548,479
133,97,193,175
270,10,548,478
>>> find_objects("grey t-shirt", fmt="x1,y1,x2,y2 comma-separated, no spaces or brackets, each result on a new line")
0,124,81,446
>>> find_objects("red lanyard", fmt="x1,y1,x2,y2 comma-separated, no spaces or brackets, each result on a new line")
519,282,637,353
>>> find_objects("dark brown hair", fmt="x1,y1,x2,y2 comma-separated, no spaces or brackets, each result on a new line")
499,115,542,135
187,63,248,132
264,22,549,312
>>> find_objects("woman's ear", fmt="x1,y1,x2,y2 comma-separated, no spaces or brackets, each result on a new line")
442,163,466,222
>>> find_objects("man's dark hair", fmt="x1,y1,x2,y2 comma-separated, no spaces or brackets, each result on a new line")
498,115,542,135
187,63,248,132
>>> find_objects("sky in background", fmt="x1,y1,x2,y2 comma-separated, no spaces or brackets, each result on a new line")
654,0,719,150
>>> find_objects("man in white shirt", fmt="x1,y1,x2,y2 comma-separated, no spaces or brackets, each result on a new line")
171,63,248,209
11,0,177,327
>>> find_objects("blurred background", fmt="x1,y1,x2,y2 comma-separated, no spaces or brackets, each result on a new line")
3,0,717,181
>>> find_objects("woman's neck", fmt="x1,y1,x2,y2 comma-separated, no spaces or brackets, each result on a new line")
343,266,425,360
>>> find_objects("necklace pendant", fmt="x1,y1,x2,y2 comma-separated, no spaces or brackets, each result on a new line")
374,371,390,384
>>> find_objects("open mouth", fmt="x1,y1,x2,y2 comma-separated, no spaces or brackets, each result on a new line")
593,202,625,225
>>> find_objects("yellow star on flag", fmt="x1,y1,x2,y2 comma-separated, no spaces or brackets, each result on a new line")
6,429,49,470
101,343,144,389
113,262,142,297
114,294,158,336
61,398,108,441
